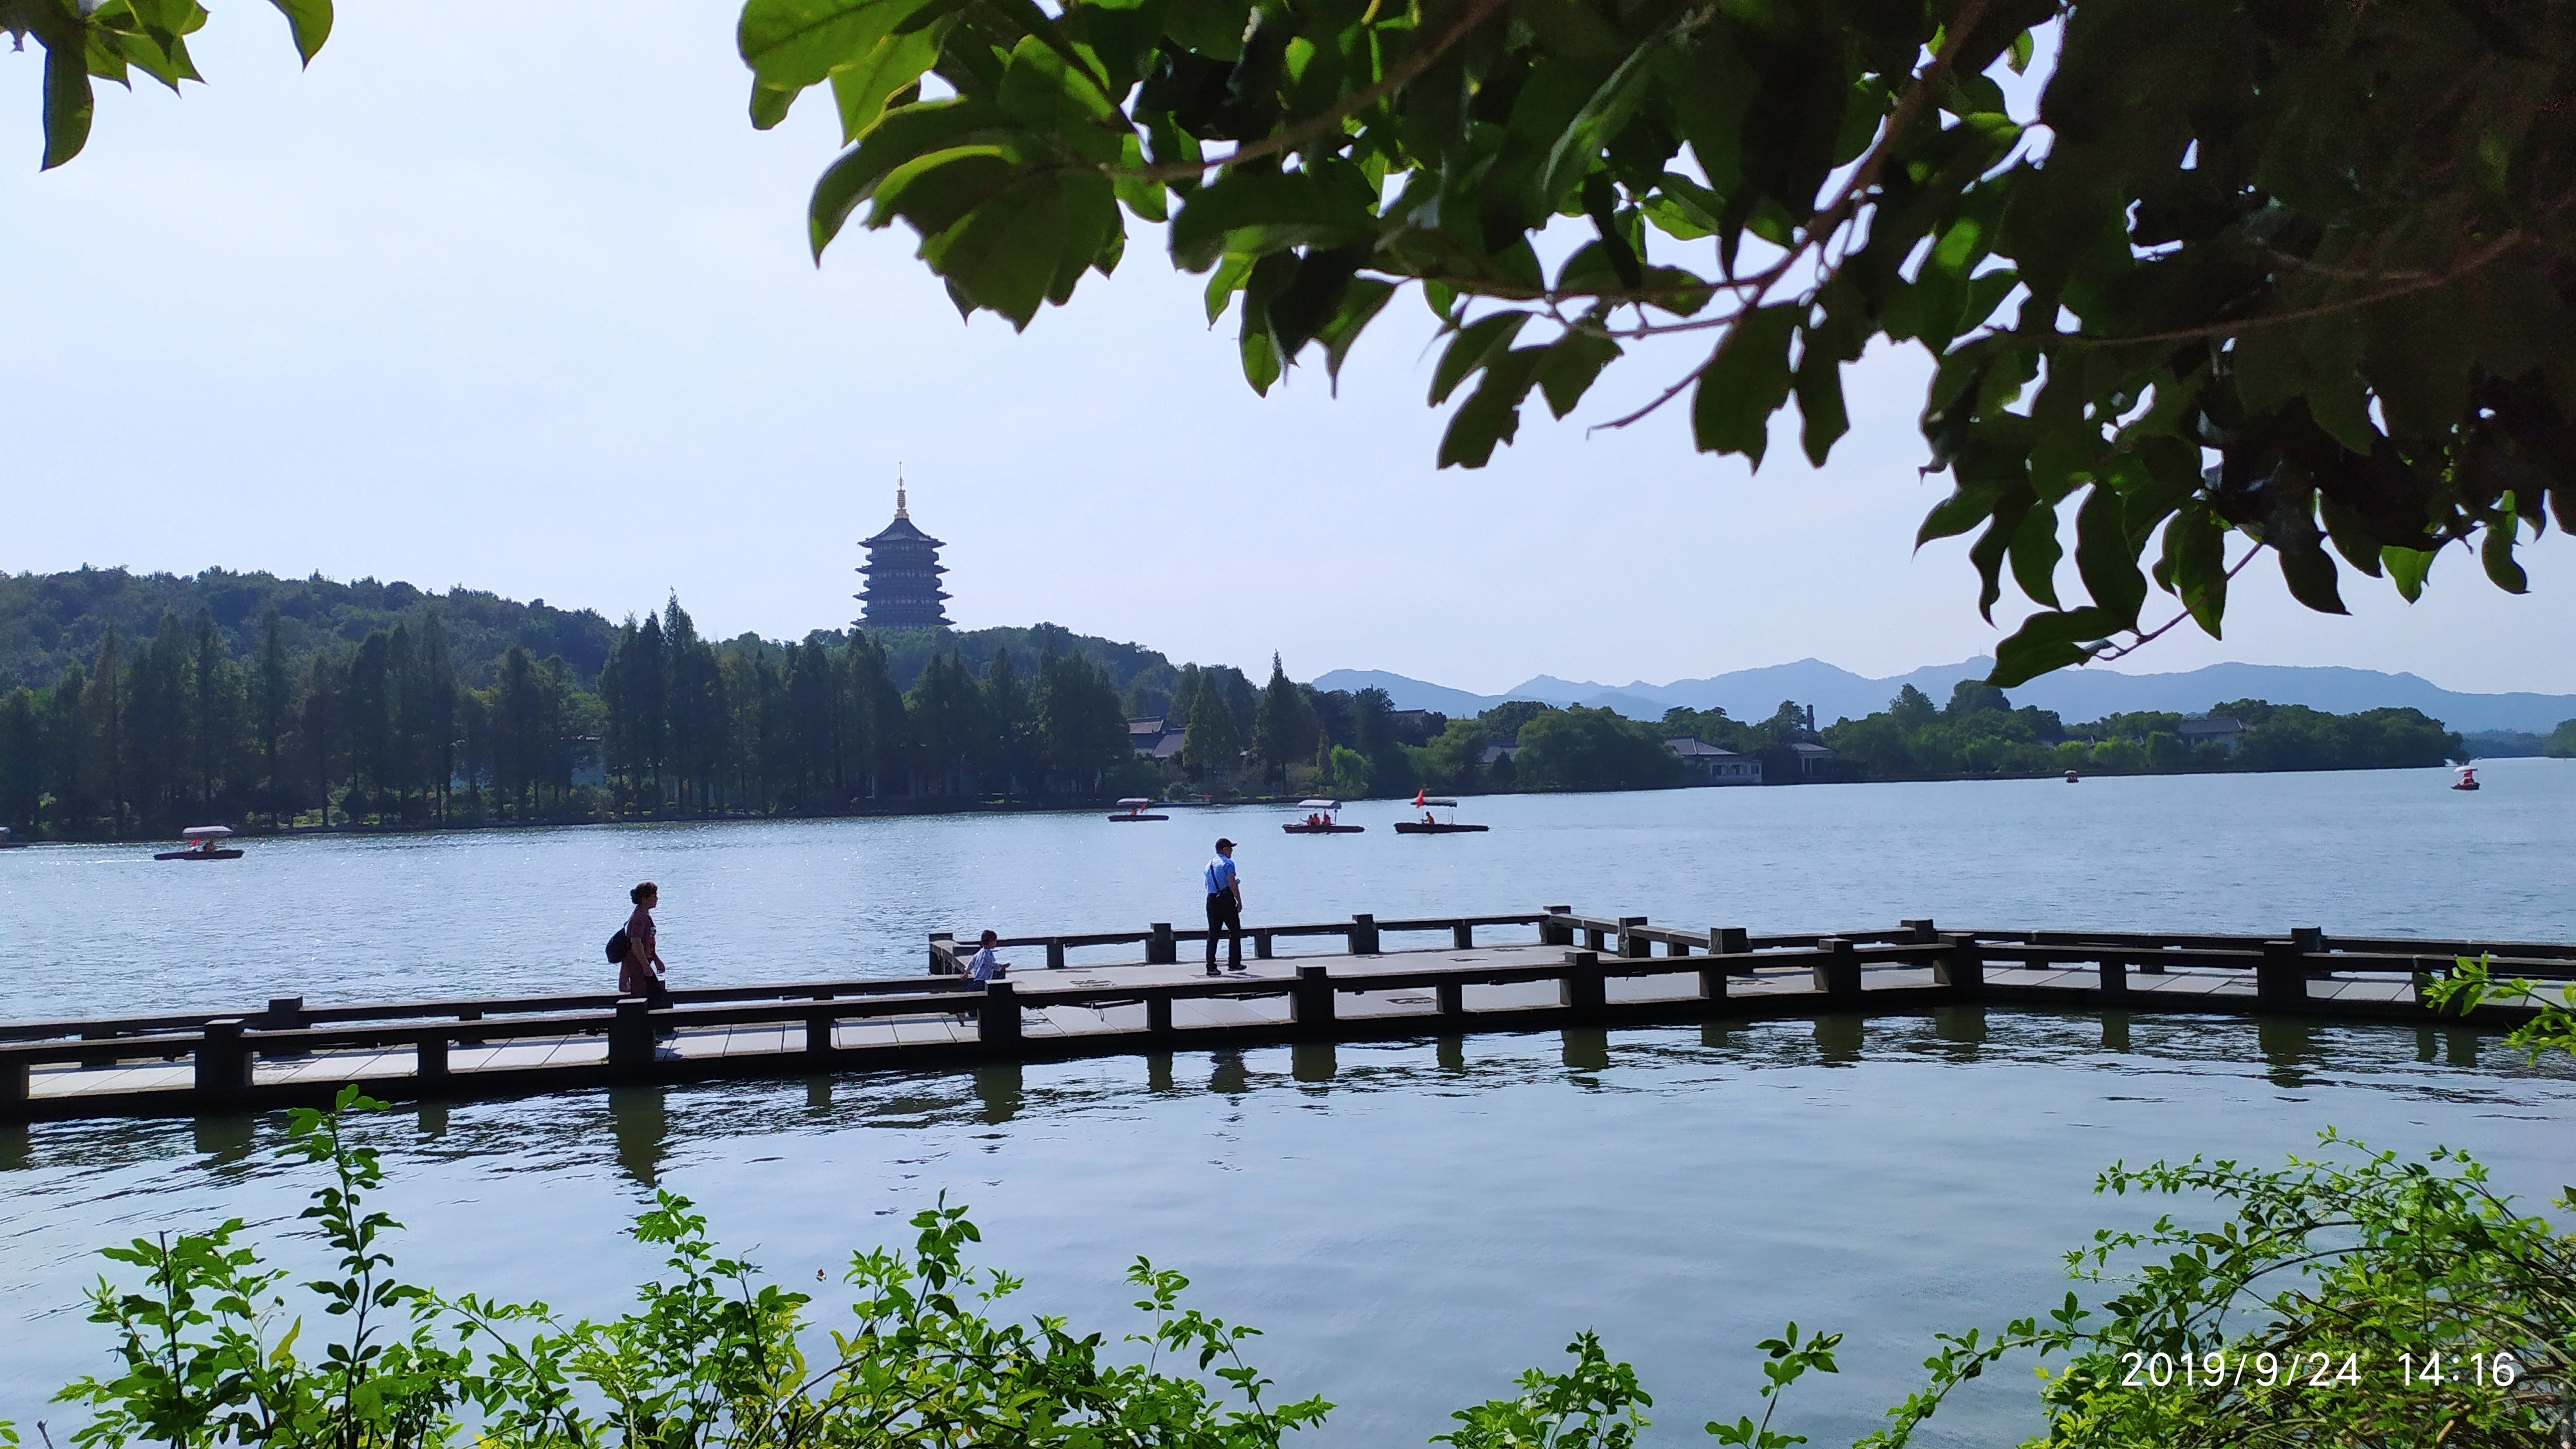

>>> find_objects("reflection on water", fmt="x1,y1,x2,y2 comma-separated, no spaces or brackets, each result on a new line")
5,1012,2568,1441
609,1086,670,1189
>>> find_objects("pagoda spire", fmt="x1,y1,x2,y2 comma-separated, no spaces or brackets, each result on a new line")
895,462,909,519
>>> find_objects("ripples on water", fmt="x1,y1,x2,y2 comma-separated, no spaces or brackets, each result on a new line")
1,757,2570,1019
5,1013,2570,1443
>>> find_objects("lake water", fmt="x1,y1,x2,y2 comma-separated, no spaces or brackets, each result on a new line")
3,757,2571,1020
3,760,2572,1440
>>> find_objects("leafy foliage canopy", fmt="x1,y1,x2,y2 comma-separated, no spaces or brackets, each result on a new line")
740,0,2576,683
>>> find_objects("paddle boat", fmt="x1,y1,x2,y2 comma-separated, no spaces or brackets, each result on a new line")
1394,795,1489,834
1283,799,1364,834
1106,797,1170,822
155,825,243,861
2065,770,2079,783
2452,766,2481,792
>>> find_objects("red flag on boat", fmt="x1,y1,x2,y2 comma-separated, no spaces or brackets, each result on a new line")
1413,788,1426,807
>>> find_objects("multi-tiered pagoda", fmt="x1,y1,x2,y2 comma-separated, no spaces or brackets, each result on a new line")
856,479,951,630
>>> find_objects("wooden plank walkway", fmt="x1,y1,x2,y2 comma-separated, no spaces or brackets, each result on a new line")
3,909,2559,1124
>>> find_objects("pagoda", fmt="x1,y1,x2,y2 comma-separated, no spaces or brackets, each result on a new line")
856,475,952,630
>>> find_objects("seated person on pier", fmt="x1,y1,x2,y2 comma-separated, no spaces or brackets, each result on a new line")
966,930,1010,986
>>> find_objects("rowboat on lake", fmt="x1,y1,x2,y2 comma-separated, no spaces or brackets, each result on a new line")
1393,795,1490,835
1107,797,1170,821
155,825,243,861
1283,800,1364,835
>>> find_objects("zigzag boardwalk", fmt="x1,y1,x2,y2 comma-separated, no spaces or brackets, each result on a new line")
4,911,2565,1124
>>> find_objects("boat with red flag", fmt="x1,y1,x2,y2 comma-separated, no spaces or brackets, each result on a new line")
1394,790,1489,834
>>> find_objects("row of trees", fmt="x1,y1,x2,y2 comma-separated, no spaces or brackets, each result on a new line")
0,598,1153,839
1817,683,2469,781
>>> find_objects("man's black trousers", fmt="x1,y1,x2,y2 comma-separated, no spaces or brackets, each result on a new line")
1205,891,1242,969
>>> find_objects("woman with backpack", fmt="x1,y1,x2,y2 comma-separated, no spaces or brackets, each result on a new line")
611,882,670,1008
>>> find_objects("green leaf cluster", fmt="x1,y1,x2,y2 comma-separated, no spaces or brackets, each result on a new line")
761,0,2576,683
5,0,327,168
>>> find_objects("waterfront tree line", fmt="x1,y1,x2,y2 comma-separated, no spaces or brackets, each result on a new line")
0,598,1164,838
1804,682,2469,781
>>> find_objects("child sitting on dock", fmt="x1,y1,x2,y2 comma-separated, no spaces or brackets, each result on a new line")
966,930,1009,986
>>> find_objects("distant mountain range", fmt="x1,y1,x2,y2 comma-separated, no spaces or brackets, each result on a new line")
1311,659,2576,735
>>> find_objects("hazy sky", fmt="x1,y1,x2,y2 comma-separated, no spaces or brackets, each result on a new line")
4,2,2568,696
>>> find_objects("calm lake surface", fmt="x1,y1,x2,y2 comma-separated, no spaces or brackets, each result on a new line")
3,760,2572,1440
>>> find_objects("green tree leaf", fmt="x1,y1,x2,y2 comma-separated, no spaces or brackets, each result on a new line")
1690,306,1797,466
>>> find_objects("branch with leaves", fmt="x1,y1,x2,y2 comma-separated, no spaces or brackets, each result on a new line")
743,0,2576,686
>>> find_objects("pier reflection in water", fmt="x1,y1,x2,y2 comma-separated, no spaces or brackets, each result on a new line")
3,1011,2568,1442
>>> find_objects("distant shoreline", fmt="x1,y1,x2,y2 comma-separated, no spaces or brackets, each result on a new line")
6,757,2561,848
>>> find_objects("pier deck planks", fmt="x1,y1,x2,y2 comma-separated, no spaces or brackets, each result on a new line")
0,919,2533,1124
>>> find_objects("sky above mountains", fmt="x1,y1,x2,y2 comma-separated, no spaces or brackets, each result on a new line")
5,3,2571,698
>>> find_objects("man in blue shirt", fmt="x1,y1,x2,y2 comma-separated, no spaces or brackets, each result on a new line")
1203,838,1243,974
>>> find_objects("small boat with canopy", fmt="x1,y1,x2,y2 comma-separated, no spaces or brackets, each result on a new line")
1107,797,1170,821
2453,766,2481,792
1283,800,1364,834
1393,790,1490,834
156,826,243,861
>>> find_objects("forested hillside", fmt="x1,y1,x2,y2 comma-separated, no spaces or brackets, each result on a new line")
0,568,617,691
0,569,1205,839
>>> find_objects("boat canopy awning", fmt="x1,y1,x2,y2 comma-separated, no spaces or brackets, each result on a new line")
1295,799,1341,810
181,826,234,838
1117,798,1154,807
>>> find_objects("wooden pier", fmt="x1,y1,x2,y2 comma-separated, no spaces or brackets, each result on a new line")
3,909,2564,1124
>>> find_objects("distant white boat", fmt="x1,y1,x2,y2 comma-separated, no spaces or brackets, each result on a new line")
155,825,243,861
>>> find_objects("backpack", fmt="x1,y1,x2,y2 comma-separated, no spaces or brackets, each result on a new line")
607,927,630,963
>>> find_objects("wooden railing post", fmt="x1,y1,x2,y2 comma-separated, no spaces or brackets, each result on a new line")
1698,961,1730,999
1617,916,1651,959
1437,981,1464,1018
417,1033,450,1079
1812,939,1862,1001
609,999,654,1069
1452,922,1474,949
1254,930,1275,960
264,996,307,1030
1935,933,1984,994
3,1054,30,1107
2139,951,2167,974
1045,938,1067,970
1349,914,1379,954
805,1008,837,1059
2098,956,2128,998
1146,923,1177,965
928,931,956,973
2258,941,2309,1008
1294,965,1336,1027
1902,918,1938,942
1712,926,1749,954
1585,924,1610,952
78,1028,120,1068
1559,950,1606,1018
196,1019,252,1097
1146,995,1175,1037
1540,907,1573,947
979,981,1022,1047
2291,926,2324,953
456,1009,485,1048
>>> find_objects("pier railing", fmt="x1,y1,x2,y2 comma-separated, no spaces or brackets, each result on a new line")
3,909,2561,1122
